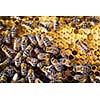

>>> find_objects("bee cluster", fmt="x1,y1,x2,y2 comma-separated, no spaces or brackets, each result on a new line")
0,16,100,83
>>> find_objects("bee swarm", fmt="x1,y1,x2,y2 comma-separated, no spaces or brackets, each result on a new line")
0,16,100,83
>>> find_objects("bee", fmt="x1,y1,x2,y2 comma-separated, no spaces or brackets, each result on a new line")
59,58,70,66
27,69,35,83
23,44,33,57
0,34,4,46
21,35,29,51
10,26,18,38
3,65,16,78
50,79,62,83
27,34,37,46
12,73,19,83
2,45,16,58
37,53,50,61
4,32,11,45
51,58,64,71
26,57,38,67
0,58,11,71
41,65,56,80
46,46,60,55
34,47,42,55
42,36,51,47
14,51,22,67
34,78,43,83
54,63,64,72
21,62,28,76
0,74,7,83
35,34,44,48
37,61,50,69
17,78,25,83
74,74,87,83
13,37,21,51
37,61,46,69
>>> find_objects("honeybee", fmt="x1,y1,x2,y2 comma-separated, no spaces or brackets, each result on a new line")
50,57,58,66
35,34,44,48
21,62,28,76
2,45,16,58
42,36,51,47
0,74,7,83
51,58,64,71
17,78,25,83
10,26,18,38
37,53,50,61
4,32,11,44
46,46,60,55
13,37,21,51
27,69,35,83
12,73,19,83
14,51,22,67
54,63,64,72
37,61,46,69
59,58,70,66
34,47,42,55
74,74,87,83
3,66,16,78
23,44,33,57
21,35,29,51
27,34,37,46
26,57,38,67
0,58,11,71
34,78,43,83
37,61,50,69
0,34,4,46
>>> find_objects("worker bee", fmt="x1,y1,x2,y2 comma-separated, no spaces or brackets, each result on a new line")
2,45,16,58
34,47,42,55
4,32,11,45
13,37,21,51
37,53,50,61
51,58,64,72
50,57,58,66
14,51,22,67
47,65,57,75
74,74,87,83
21,35,29,51
26,57,38,67
54,63,64,72
10,26,18,38
23,44,33,57
59,58,70,66
46,46,60,55
42,36,51,47
27,69,35,83
35,34,44,48
0,74,7,83
37,61,50,69
0,34,4,46
0,58,11,71
3,65,16,78
17,78,25,83
34,78,43,83
37,61,46,69
27,34,37,46
12,73,19,83
21,62,28,76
